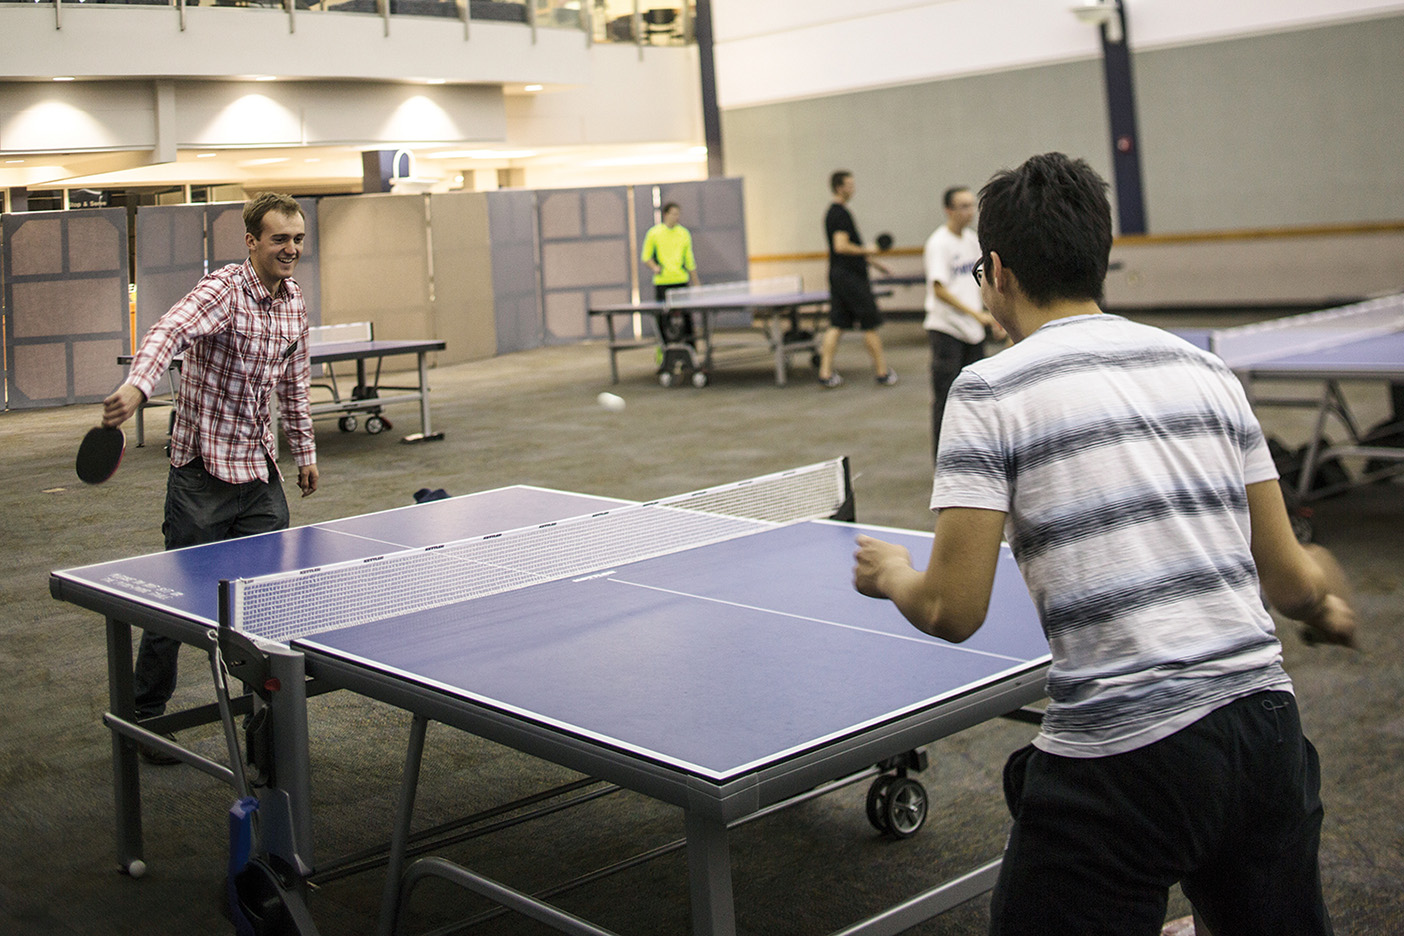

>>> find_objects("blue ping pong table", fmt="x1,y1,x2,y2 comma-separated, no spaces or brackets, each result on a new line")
121,330,447,447
1172,294,1404,500
50,462,1050,935
589,278,896,389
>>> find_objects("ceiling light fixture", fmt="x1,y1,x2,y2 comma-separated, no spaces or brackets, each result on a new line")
524,84,544,92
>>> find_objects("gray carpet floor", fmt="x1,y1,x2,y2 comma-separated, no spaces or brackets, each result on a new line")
3,317,1400,934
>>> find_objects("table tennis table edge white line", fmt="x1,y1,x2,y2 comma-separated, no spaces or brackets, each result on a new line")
290,636,1048,783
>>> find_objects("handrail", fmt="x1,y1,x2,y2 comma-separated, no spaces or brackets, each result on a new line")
749,220,1404,264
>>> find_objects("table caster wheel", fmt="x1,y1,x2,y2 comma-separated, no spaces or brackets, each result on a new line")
883,777,928,838
659,371,675,388
866,775,895,834
365,415,386,434
338,416,357,433
691,371,709,388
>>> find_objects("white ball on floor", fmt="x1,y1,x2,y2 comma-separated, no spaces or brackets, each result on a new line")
596,392,626,412
128,859,147,878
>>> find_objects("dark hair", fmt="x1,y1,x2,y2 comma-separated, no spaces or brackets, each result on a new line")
976,153,1111,306
942,186,970,209
244,192,304,238
661,202,680,215
830,170,852,193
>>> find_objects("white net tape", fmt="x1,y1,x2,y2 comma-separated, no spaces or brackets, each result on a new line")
1211,293,1404,368
664,275,804,308
231,458,849,644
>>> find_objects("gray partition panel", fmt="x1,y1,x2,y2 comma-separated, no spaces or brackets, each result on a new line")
2,209,129,409
635,178,750,329
486,189,543,355
136,204,206,340
291,199,321,326
209,203,248,269
536,187,631,343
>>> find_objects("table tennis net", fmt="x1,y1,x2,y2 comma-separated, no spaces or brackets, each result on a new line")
229,458,850,644
1211,292,1404,367
663,275,803,308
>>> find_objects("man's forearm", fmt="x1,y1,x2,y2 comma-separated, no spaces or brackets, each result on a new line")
931,282,981,320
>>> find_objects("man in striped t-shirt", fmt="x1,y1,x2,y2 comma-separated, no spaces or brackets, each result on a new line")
854,153,1353,935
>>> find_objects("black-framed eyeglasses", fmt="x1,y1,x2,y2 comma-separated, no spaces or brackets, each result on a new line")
971,257,985,286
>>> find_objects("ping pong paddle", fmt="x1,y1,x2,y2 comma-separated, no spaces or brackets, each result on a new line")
76,425,126,484
875,232,894,252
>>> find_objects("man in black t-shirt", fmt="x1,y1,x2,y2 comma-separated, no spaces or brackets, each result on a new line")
818,170,897,388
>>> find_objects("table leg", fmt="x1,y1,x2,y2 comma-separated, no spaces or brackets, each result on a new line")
416,353,432,437
770,312,787,386
377,713,430,936
104,617,144,874
606,315,621,385
266,647,315,876
1298,382,1351,501
684,810,736,936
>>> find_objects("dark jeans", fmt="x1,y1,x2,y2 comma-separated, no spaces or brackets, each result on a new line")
132,457,290,719
653,282,695,345
990,691,1332,936
928,329,984,463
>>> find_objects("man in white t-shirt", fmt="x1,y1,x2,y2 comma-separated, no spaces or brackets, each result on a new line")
923,186,1004,461
854,153,1355,935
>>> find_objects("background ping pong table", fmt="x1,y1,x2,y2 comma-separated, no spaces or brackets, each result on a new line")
1172,294,1404,500
121,321,447,447
589,276,868,388
50,460,1050,936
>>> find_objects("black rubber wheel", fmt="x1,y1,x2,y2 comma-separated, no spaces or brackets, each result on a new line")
865,775,895,833
883,777,928,838
338,416,357,433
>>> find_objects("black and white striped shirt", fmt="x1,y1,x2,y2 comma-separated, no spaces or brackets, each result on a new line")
932,313,1291,757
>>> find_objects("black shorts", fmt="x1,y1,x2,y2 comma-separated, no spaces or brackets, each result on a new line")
827,266,882,331
991,691,1332,935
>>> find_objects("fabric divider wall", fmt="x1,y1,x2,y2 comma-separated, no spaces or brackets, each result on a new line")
485,189,543,356
428,191,498,364
536,186,632,345
2,208,129,409
317,194,434,367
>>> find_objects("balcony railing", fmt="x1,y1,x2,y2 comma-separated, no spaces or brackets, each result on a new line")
1,0,694,45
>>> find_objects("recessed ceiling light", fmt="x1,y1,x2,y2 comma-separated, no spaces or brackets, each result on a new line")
196,152,217,158
53,76,76,82
5,159,24,164
254,76,277,82
425,78,446,85
523,84,543,92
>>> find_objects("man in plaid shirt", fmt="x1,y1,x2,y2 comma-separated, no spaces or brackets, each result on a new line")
102,193,319,762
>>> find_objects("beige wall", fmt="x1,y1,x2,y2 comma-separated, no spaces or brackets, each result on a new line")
429,192,499,363
317,191,500,368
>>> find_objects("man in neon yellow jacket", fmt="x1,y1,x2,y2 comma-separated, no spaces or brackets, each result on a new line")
640,202,700,346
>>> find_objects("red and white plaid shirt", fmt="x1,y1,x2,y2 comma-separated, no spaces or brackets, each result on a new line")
125,260,316,484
